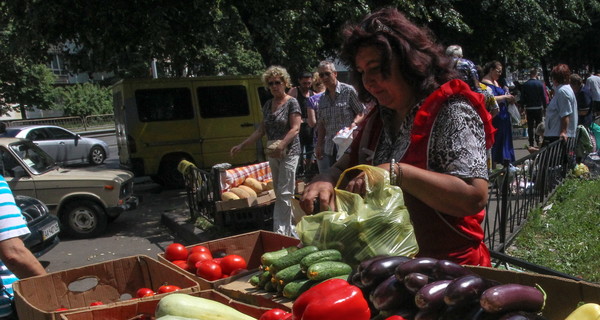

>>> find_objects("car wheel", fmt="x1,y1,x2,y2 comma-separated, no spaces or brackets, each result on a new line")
60,200,107,239
89,146,106,165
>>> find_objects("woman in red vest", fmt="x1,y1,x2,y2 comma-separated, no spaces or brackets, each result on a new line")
300,8,496,266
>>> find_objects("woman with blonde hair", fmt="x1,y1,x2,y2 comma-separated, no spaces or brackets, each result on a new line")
231,66,301,236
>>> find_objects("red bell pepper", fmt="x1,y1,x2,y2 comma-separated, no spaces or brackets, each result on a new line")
292,278,370,320
260,308,292,320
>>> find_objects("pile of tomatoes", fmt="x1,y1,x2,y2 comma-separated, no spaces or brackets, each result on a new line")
164,243,248,281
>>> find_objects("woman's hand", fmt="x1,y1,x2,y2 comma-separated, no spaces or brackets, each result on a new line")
300,178,336,214
271,145,286,159
345,171,367,196
230,144,243,157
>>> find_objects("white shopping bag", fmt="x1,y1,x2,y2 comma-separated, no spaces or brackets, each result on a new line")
332,126,356,160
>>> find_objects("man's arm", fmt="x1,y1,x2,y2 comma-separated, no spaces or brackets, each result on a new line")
0,237,46,278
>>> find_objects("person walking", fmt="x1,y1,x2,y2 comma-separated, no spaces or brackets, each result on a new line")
288,72,315,173
585,70,600,116
445,44,480,92
315,60,365,174
231,66,301,236
570,74,592,127
520,68,548,147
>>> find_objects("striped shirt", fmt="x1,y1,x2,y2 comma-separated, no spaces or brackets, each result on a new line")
0,176,30,318
317,81,365,155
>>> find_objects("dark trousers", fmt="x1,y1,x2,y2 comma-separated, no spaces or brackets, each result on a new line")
525,108,543,146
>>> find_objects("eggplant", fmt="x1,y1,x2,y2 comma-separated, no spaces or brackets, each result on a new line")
404,272,430,295
414,308,443,320
432,259,474,280
443,274,490,307
439,303,481,320
361,255,412,288
414,279,452,312
394,257,438,281
480,284,545,314
498,312,547,320
370,275,413,311
358,254,390,273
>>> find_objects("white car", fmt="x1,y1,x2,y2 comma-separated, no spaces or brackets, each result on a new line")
0,125,109,165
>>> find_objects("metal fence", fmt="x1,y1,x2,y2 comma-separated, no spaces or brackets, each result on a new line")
484,137,581,279
6,114,115,133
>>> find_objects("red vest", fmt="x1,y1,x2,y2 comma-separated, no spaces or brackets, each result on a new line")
350,80,495,266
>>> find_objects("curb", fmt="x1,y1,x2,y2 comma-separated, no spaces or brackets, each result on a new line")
160,211,203,244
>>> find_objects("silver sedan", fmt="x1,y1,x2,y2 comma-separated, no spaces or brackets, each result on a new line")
0,125,109,165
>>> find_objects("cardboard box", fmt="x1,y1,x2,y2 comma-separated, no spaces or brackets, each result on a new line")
217,270,294,312
216,190,275,211
157,230,300,290
59,290,270,320
469,266,600,320
14,255,201,320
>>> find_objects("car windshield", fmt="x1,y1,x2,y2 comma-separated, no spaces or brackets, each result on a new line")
9,141,57,174
0,128,20,138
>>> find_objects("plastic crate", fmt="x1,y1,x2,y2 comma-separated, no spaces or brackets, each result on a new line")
214,202,274,231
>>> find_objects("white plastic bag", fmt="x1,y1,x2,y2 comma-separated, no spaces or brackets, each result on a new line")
508,103,521,126
332,126,356,160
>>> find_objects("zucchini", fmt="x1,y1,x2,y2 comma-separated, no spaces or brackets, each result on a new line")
261,246,296,267
300,249,342,271
155,293,256,320
306,261,353,281
283,278,317,299
270,245,319,275
274,264,304,286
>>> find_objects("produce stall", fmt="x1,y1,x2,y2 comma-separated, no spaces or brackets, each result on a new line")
13,230,600,320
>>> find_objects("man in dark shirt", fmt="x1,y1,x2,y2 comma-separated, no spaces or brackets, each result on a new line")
520,68,548,147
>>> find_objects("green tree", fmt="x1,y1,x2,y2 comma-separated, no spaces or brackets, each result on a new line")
0,3,57,113
55,83,112,117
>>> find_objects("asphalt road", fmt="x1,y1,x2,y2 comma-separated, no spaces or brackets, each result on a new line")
38,134,189,272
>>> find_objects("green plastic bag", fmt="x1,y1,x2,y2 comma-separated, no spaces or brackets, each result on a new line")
296,164,419,267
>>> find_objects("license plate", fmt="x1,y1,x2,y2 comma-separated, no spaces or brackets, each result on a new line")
41,222,60,240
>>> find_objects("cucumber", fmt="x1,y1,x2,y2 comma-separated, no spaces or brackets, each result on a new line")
274,264,304,286
249,274,260,287
264,280,277,292
300,249,342,271
320,273,351,283
261,246,297,267
306,261,353,281
283,278,318,299
270,246,319,275
258,270,272,288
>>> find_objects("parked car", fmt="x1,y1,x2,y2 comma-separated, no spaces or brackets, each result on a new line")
0,125,109,165
0,138,137,239
15,195,60,257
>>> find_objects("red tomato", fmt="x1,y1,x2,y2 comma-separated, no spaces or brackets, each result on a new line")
135,287,155,298
196,260,223,281
157,285,181,294
164,243,188,261
212,257,223,265
220,255,247,275
187,252,212,270
189,245,211,256
259,308,292,320
171,260,191,272
384,316,408,320
90,301,104,306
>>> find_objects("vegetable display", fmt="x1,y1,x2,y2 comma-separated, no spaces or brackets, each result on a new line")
163,242,248,280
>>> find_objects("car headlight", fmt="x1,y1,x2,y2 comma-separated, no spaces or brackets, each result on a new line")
15,195,50,222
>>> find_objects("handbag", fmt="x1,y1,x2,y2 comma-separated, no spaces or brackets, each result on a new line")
508,103,521,126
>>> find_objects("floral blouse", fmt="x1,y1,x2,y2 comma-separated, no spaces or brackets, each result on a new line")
262,98,302,156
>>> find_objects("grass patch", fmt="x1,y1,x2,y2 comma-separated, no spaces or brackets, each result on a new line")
506,176,600,282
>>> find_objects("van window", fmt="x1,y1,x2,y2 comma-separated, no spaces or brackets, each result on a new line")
135,88,193,122
197,86,250,118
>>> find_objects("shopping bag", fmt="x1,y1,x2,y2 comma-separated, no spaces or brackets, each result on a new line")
296,165,419,267
332,126,356,160
508,103,521,126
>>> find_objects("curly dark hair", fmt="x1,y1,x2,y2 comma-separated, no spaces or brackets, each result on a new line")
551,64,571,84
340,8,456,103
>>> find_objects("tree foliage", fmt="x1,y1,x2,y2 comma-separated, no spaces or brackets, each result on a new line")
2,0,600,114
54,83,112,117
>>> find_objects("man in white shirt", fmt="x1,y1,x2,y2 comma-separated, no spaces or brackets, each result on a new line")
585,70,600,116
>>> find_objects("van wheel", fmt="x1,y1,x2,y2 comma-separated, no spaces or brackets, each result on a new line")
156,156,188,189
60,200,107,239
